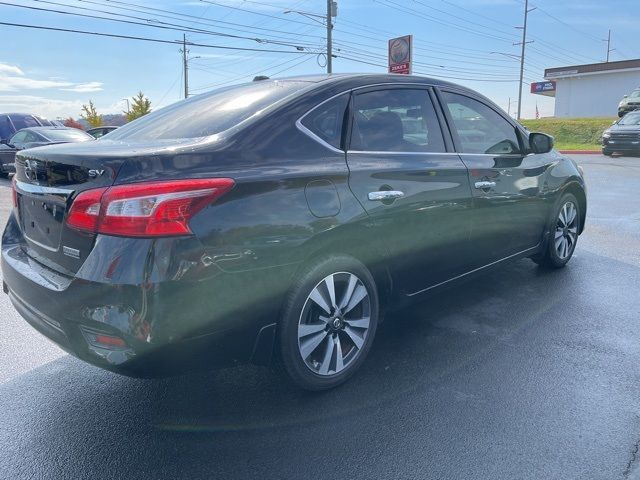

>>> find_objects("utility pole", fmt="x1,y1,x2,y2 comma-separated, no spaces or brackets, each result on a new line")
181,34,189,99
514,0,535,120
604,29,614,62
326,1,335,74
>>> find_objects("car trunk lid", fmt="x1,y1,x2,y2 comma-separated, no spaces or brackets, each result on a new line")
14,142,129,274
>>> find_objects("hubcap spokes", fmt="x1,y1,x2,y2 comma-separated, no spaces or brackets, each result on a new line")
555,201,578,260
298,272,371,376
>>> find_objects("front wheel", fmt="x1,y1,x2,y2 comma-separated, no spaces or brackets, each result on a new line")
534,193,580,269
278,255,379,390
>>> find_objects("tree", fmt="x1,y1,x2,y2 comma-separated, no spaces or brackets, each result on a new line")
125,91,152,122
80,101,102,128
63,117,84,130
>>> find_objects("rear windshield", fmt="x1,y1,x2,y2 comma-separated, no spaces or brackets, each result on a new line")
107,80,310,142
41,129,94,142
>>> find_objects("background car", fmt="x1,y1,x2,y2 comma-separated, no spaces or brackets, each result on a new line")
602,110,640,156
0,126,94,176
86,126,118,139
2,74,586,390
617,88,640,117
0,113,55,143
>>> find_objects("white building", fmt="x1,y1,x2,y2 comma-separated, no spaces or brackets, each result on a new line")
534,59,640,118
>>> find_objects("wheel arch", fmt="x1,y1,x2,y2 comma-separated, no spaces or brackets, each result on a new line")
292,227,394,320
561,180,587,234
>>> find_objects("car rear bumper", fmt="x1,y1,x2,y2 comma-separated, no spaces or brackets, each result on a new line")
1,212,291,377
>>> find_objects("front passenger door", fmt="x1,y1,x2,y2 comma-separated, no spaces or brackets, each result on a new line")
439,90,550,267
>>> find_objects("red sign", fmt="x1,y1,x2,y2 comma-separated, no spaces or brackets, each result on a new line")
388,35,412,75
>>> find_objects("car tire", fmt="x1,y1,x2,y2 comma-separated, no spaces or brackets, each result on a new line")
278,255,379,391
533,193,580,269
603,149,612,156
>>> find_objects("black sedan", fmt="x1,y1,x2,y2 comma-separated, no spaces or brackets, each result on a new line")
1,74,586,390
0,126,94,176
602,111,640,156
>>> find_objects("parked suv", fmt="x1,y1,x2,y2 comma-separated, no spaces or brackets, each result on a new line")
0,113,54,142
602,110,640,156
1,74,586,390
618,88,640,117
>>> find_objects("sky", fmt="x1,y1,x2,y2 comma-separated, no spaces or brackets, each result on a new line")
1,0,639,121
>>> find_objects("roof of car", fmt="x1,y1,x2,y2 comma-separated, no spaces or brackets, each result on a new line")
23,126,78,131
278,73,460,88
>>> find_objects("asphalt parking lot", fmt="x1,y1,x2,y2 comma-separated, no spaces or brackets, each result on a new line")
0,154,639,480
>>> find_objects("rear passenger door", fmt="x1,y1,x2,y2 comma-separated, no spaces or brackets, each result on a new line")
346,86,473,295
438,89,550,267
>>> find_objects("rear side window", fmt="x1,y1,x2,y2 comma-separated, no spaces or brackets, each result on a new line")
107,80,309,142
441,92,520,155
0,116,13,140
10,114,39,131
350,89,445,153
301,94,349,149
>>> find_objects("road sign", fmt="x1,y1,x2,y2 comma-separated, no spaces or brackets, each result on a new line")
388,35,412,75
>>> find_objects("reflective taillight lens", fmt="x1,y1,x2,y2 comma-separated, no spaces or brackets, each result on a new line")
66,178,234,237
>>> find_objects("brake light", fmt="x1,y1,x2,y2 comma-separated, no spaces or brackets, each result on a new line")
66,178,234,237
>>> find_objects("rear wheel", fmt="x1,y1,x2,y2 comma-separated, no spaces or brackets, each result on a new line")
533,193,580,269
279,255,379,390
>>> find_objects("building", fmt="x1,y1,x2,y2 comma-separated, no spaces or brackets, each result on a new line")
531,59,640,118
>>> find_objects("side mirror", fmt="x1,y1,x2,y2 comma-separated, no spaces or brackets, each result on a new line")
0,138,7,145
624,95,628,98
529,132,554,154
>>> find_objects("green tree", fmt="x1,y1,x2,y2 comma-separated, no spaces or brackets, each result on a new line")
80,101,102,128
125,91,152,121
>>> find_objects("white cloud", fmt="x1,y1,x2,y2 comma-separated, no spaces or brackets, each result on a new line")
0,63,24,76
0,62,103,93
0,95,83,119
0,76,74,92
61,82,104,93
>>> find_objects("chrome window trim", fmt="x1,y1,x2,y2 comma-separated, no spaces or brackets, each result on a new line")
347,150,460,157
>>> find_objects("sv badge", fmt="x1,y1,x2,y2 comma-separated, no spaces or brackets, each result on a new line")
88,169,105,178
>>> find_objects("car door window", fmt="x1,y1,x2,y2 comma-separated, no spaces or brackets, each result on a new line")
442,92,521,155
350,89,445,153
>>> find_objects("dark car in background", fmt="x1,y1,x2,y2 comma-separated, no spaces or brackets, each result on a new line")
0,127,94,176
0,113,56,143
602,110,640,156
1,74,586,390
617,88,640,117
86,126,118,139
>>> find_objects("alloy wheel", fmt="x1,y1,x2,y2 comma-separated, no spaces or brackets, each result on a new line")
555,201,578,260
297,272,371,376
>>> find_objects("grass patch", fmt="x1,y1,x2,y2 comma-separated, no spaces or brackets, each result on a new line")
521,117,615,150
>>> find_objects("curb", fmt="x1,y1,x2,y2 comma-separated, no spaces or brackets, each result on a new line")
558,150,601,154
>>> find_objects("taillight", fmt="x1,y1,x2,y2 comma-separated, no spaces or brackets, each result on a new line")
66,178,234,237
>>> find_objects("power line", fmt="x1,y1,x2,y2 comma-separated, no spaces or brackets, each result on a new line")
0,20,321,54
3,1,317,50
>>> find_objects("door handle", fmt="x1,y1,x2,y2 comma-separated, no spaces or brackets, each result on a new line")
474,181,496,189
368,190,404,201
